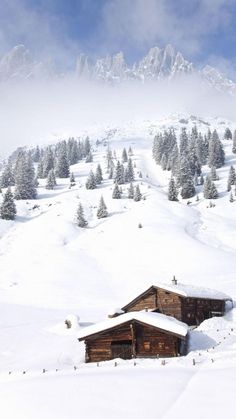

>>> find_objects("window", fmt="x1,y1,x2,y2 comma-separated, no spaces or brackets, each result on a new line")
158,342,165,349
143,341,150,351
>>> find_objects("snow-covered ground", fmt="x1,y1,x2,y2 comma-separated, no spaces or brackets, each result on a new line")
0,113,236,418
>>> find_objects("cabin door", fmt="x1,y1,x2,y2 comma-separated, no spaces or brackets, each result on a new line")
111,341,133,359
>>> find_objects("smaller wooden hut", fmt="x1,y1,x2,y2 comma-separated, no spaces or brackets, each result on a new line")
78,312,188,363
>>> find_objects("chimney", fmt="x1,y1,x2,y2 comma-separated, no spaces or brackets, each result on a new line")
172,275,177,285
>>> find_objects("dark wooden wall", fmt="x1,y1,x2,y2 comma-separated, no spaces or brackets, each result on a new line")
84,321,183,363
124,287,226,326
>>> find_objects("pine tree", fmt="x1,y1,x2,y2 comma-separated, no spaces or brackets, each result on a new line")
229,191,234,203
112,183,121,199
210,166,219,181
232,130,236,154
227,166,236,191
108,166,114,179
37,158,44,178
0,187,17,220
194,173,198,186
224,127,232,140
85,151,93,163
203,176,218,199
56,142,70,178
122,148,128,163
168,177,178,201
114,161,125,184
33,146,41,163
208,130,225,168
67,138,78,165
200,174,204,185
95,164,103,184
97,196,108,218
84,137,91,157
127,182,134,199
128,146,133,156
46,169,57,190
0,161,15,188
177,156,195,199
86,171,96,189
126,158,134,182
76,203,88,227
179,128,189,157
43,146,54,177
14,152,37,200
70,172,75,185
134,185,142,202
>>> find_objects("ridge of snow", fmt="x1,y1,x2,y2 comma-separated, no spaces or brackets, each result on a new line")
78,311,188,340
154,282,232,301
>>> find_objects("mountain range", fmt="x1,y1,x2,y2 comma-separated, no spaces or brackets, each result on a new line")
0,43,235,94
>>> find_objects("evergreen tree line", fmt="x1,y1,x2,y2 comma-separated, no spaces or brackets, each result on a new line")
153,127,226,199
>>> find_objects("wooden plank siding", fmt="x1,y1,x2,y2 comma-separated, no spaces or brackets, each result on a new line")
122,286,226,326
83,321,184,363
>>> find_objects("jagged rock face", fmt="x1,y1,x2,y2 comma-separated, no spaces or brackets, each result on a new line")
0,45,54,81
0,43,235,94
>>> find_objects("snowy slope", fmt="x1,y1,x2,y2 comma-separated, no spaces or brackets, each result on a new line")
0,113,236,418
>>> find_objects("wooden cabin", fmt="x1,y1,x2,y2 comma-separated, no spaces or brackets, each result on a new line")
78,312,188,363
120,278,232,326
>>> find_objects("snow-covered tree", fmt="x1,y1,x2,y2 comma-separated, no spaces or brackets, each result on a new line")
112,183,121,199
97,196,108,218
210,166,219,181
0,161,15,188
56,142,70,178
203,176,218,199
232,130,236,154
86,170,96,189
84,137,91,157
224,127,232,140
43,146,54,177
227,166,236,192
179,128,189,157
0,187,17,220
134,184,142,202
122,148,128,163
76,203,88,227
177,156,195,199
14,152,37,200
168,177,178,201
70,172,75,185
46,169,57,190
95,164,103,184
127,182,134,199
229,191,234,203
37,158,44,178
208,130,225,168
114,161,125,184
85,151,93,163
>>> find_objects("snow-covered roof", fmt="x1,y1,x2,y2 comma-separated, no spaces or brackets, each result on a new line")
155,282,232,301
78,311,188,340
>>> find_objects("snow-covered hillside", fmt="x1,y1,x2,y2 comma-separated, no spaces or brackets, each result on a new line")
0,114,236,418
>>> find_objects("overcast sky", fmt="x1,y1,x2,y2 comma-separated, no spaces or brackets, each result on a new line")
0,0,236,76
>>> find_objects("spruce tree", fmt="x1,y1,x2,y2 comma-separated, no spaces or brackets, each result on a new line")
37,158,44,178
43,146,54,177
56,142,70,178
97,196,108,218
85,151,93,163
122,148,128,163
0,161,15,188
70,172,75,185
203,176,218,199
179,128,189,157
224,127,232,140
95,164,103,184
84,137,91,157
168,177,178,201
112,183,121,199
208,130,225,168
177,156,195,199
128,146,133,156
114,161,125,184
14,152,37,200
76,203,88,227
210,166,219,181
227,166,236,191
127,182,134,199
229,191,234,203
0,187,17,220
46,169,57,190
134,185,142,202
232,130,236,154
126,158,134,182
86,171,96,189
